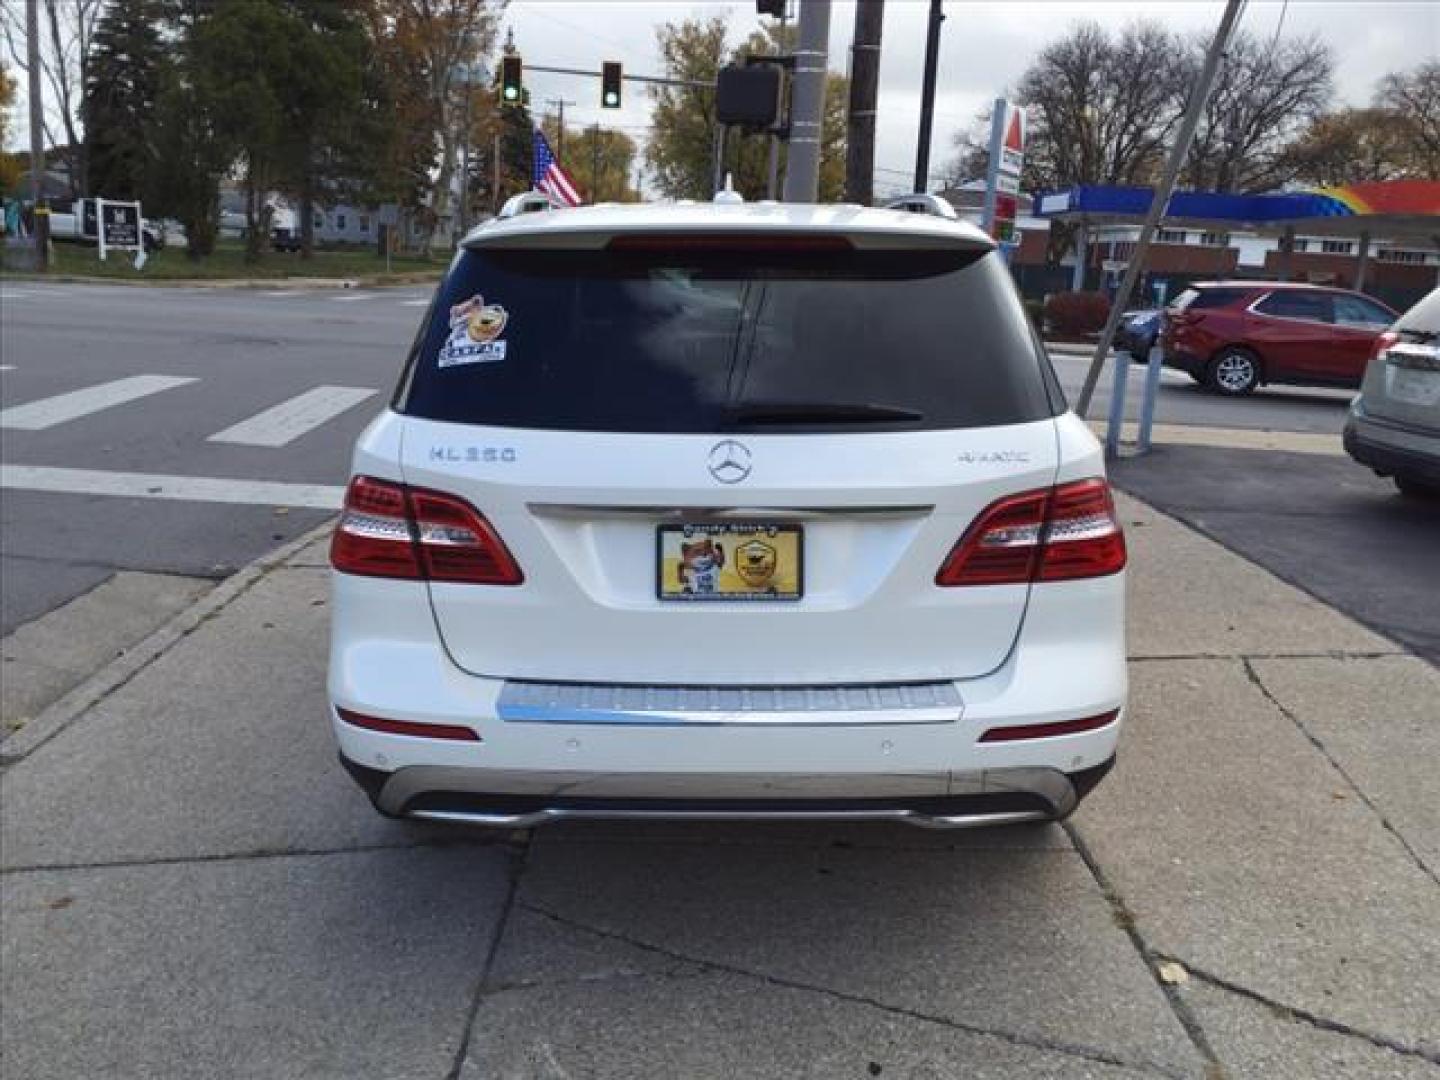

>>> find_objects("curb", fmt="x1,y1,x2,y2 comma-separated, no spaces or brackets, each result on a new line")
0,521,336,768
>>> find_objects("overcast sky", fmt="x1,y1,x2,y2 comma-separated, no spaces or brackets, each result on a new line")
508,0,1439,195
6,1,1436,193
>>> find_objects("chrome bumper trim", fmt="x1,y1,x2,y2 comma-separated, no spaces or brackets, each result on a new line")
496,679,963,727
409,808,1050,830
376,765,1078,827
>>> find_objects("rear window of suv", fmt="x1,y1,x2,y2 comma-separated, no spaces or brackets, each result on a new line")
396,244,1058,433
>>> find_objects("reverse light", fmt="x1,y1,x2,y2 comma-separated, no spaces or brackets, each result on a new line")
330,476,523,585
936,478,1126,587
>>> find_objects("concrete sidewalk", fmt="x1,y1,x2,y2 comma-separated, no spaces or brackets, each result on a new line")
2,496,1436,1078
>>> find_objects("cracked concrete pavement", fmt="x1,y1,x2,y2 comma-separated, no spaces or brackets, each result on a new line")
2,493,1437,1079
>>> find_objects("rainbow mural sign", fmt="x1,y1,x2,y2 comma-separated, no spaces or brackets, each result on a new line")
1304,181,1440,218
1037,180,1440,224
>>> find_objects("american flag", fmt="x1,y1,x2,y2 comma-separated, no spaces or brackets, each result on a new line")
533,127,584,207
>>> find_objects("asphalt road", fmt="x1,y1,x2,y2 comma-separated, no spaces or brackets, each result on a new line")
1111,445,1440,663
0,280,1381,637
1,282,422,633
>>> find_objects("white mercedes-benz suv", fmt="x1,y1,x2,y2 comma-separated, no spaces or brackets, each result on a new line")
328,196,1127,829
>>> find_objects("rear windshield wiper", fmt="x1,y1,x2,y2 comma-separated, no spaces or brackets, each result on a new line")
726,401,924,426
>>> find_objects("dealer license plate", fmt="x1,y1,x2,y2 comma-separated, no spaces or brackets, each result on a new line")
657,523,803,602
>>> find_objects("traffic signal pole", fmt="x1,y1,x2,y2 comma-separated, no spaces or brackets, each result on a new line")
782,0,831,203
845,0,884,205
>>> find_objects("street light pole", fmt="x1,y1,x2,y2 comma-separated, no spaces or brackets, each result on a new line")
782,0,831,203
845,0,884,204
912,0,943,193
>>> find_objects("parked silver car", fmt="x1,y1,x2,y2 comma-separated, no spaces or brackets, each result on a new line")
1344,288,1440,497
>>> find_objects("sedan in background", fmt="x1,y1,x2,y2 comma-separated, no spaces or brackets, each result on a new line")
1162,281,1397,395
1345,288,1440,498
1115,309,1162,362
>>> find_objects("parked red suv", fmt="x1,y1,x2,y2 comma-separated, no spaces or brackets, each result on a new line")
1161,282,1398,395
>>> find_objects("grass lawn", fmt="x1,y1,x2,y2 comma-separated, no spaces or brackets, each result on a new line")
2,239,444,283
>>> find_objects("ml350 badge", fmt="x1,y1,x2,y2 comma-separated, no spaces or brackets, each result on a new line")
657,523,803,601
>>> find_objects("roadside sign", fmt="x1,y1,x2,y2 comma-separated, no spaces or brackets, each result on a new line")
982,98,1026,242
95,197,145,268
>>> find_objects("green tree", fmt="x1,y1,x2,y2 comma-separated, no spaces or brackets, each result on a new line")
82,0,166,203
644,16,726,201
148,1,233,259
275,0,372,258
645,17,848,202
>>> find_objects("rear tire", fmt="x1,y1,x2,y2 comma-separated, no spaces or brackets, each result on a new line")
1207,347,1260,396
1395,475,1439,499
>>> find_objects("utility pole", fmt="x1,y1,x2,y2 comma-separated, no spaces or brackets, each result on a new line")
913,0,944,193
1074,0,1245,417
766,6,789,200
845,0,884,204
591,122,601,203
492,131,501,213
26,0,48,270
545,97,575,159
782,0,831,203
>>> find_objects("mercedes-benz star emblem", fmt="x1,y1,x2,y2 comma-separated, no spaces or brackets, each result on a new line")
707,440,752,484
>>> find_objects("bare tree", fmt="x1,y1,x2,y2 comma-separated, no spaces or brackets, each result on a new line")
0,0,103,195
1179,30,1333,192
1378,61,1440,178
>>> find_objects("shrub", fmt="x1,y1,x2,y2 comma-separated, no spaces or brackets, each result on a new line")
1044,291,1111,335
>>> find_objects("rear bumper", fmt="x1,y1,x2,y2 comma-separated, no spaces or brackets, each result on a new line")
1344,413,1440,483
341,754,1115,829
327,570,1127,828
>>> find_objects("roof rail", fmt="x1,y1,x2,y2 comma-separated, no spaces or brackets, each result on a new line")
497,191,557,220
882,193,958,220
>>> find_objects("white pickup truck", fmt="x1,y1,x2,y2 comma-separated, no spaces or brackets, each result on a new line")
47,198,164,252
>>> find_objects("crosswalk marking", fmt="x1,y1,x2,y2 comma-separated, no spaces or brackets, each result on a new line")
208,385,377,447
0,375,197,431
0,464,343,509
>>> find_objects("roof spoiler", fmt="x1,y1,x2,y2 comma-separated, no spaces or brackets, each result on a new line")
882,193,958,220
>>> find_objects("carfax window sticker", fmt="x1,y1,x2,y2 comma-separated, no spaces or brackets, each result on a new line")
437,294,509,368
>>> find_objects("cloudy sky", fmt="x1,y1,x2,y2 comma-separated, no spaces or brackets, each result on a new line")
508,0,1438,195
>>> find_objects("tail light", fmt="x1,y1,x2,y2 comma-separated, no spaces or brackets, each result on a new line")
936,478,1126,587
1371,330,1398,362
330,475,523,585
979,708,1120,743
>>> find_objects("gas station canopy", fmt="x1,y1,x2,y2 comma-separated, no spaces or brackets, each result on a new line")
1035,180,1440,240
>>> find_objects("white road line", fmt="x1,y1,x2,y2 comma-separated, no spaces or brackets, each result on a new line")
400,299,429,307
0,464,343,509
208,385,378,448
0,375,197,431
0,365,15,372
331,293,379,302
262,290,302,298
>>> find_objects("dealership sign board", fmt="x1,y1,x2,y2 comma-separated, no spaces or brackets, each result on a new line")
983,99,1026,245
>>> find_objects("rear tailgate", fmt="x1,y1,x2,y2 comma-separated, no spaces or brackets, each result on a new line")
401,420,1058,684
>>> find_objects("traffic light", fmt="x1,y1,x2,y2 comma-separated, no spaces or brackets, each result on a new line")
601,61,622,109
501,55,523,105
